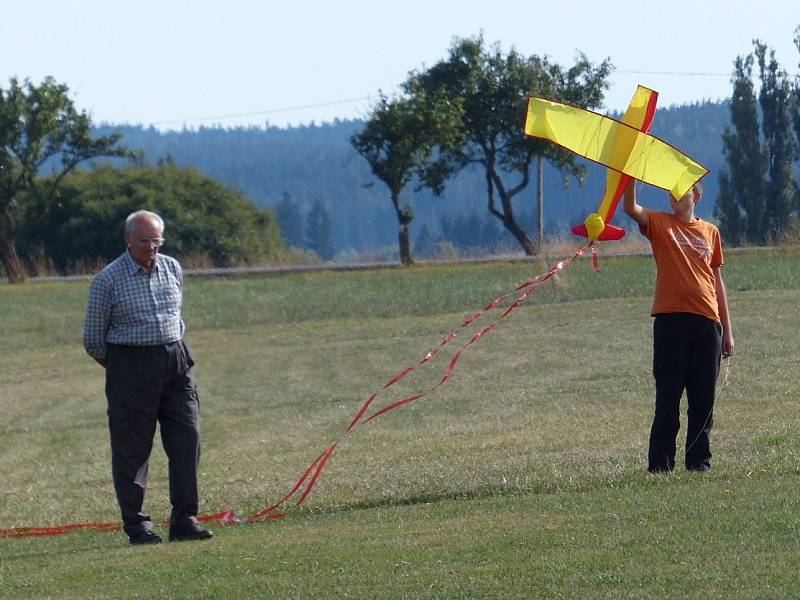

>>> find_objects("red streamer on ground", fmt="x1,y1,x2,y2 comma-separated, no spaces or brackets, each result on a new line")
0,511,241,539
0,246,588,539
196,510,240,526
0,522,121,539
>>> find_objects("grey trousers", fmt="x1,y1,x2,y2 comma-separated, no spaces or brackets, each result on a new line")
105,340,201,533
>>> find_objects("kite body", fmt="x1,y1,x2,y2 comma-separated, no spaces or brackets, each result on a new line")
524,86,708,242
570,86,658,241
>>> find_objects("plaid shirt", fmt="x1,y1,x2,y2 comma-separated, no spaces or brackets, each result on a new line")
83,250,185,359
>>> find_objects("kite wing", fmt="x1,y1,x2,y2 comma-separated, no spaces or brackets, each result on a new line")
524,93,708,240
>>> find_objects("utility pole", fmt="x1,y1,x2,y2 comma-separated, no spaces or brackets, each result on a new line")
536,156,544,255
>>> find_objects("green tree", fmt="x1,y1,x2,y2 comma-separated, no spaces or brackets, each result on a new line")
15,163,282,270
715,54,766,244
793,27,800,167
306,198,334,260
755,42,798,236
0,77,132,281
716,39,799,245
715,171,744,246
351,91,462,265
276,190,305,248
404,35,612,255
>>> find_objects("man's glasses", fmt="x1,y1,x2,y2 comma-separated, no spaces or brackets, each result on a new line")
136,237,165,248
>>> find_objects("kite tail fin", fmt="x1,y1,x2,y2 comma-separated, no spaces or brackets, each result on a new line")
570,223,626,241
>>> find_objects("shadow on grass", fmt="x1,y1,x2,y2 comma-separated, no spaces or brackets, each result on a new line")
287,470,649,520
2,467,713,555
0,535,123,561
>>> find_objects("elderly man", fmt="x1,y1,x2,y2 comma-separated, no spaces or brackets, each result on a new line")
83,210,212,545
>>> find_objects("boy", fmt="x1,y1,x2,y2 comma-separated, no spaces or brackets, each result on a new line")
624,179,734,473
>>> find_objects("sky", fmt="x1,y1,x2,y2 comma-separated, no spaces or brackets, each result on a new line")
2,0,799,131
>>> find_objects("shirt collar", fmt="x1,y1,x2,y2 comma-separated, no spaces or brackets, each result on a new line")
124,249,161,276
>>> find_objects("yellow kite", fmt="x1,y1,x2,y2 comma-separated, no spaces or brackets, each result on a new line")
524,88,709,241
569,85,658,241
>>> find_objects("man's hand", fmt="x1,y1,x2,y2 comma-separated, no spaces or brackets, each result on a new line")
93,356,107,368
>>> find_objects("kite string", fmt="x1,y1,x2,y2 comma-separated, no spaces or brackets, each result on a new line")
250,246,588,520
684,356,732,455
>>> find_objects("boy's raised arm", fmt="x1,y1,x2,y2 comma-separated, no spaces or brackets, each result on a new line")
623,179,648,227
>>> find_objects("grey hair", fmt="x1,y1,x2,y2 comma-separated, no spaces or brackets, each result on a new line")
125,210,164,234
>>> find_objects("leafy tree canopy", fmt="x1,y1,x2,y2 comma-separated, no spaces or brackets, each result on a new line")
351,90,463,264
15,163,283,272
403,35,612,254
0,76,132,281
715,35,799,245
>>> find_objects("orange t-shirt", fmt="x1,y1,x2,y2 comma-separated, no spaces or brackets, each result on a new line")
642,211,723,322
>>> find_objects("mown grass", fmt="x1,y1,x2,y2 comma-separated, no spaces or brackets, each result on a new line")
1,248,799,599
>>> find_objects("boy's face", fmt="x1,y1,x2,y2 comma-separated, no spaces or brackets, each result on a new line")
669,188,699,218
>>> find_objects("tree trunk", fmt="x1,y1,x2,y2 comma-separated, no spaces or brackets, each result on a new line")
0,211,25,283
504,215,537,255
494,188,537,256
484,157,537,256
398,223,413,267
390,191,414,266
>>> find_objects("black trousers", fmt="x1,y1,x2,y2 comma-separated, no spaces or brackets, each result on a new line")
105,340,201,532
649,313,722,472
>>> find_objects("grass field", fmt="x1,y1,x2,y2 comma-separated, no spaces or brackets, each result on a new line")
1,248,799,599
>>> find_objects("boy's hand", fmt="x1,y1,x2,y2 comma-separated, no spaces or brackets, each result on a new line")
722,333,734,358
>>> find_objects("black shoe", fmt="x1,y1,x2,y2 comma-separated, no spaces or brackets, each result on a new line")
169,517,213,542
647,465,674,474
687,463,711,472
128,529,162,545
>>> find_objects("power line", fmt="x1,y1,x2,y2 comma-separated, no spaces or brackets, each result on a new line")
617,68,797,77
150,95,371,127
616,69,731,77
147,67,799,127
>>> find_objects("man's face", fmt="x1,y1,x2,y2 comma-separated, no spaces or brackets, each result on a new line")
125,217,164,268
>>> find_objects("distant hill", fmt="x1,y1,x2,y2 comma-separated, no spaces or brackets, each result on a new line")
94,100,730,254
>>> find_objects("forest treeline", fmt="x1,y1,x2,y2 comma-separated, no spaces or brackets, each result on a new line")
93,98,730,257
4,32,798,281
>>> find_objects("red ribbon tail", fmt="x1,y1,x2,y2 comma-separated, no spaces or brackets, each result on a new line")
347,392,379,432
363,392,427,423
296,442,339,506
0,521,121,539
197,510,240,526
247,444,333,522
